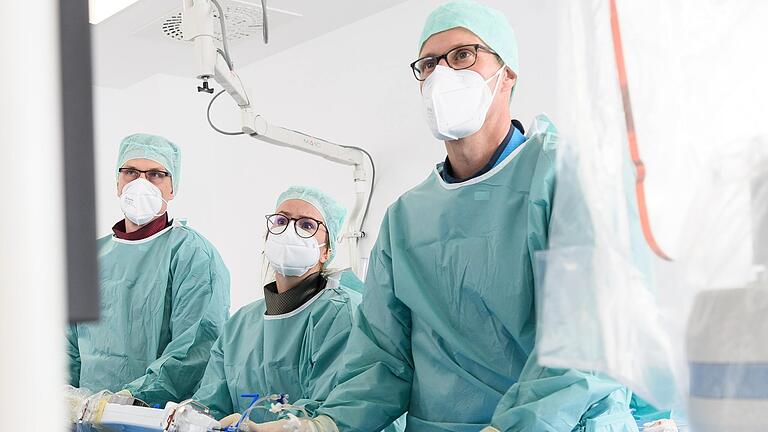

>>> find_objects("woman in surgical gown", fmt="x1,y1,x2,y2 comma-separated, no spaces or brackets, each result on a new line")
193,186,403,432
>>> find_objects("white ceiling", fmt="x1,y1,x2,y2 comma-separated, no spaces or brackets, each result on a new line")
92,0,411,88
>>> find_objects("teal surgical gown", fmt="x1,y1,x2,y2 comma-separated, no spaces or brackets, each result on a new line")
67,220,230,407
317,115,638,432
630,395,672,426
192,274,359,420
193,272,406,429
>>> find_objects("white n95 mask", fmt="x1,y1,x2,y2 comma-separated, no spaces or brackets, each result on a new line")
120,178,167,226
422,64,506,141
264,223,326,277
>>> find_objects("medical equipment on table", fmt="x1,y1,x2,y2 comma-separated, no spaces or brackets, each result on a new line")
68,389,310,432
221,393,310,431
69,388,220,432
639,419,681,432
181,0,374,278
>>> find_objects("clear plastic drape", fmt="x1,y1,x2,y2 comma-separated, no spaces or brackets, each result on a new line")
538,1,768,429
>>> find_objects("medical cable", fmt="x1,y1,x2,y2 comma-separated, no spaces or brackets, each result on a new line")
261,0,269,44
609,0,671,260
210,0,233,69
217,49,233,70
207,90,245,135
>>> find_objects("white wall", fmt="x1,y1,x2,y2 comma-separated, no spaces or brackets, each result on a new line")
93,0,559,313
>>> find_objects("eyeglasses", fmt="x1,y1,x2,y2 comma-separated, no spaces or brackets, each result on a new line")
118,168,171,185
265,213,326,239
410,43,500,81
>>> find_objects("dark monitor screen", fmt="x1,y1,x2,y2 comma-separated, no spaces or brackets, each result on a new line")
60,0,100,323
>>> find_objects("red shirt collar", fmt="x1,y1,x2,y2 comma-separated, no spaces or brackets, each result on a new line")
112,213,170,241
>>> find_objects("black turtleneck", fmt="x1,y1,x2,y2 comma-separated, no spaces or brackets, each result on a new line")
263,272,327,315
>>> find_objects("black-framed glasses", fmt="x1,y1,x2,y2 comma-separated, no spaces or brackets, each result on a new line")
410,43,499,81
118,168,171,185
265,213,326,239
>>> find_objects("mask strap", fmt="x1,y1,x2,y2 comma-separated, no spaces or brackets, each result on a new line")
486,64,507,98
146,196,170,219
153,199,169,219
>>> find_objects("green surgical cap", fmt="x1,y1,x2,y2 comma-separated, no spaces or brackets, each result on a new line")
419,1,519,99
277,186,348,266
117,133,182,192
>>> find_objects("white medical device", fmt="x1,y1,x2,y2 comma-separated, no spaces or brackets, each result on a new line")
181,0,372,277
686,169,768,431
73,398,219,432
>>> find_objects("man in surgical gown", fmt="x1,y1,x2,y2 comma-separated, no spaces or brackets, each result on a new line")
193,186,403,432
66,133,230,407
253,1,640,431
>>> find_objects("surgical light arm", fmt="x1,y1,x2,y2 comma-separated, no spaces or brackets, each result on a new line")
244,114,371,254
182,0,371,275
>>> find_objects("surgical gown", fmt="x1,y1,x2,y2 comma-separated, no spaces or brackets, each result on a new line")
67,221,230,407
317,115,638,432
193,273,405,430
630,395,672,425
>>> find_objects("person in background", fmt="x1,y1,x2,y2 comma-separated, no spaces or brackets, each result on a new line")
193,186,403,432
67,133,230,407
